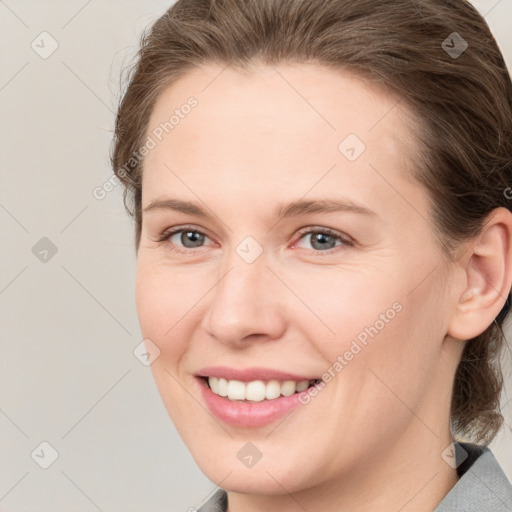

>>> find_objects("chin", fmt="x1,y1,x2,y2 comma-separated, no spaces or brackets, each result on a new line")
205,469,301,495
194,450,317,496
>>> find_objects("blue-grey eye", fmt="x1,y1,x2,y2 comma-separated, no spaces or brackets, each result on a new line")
171,230,207,248
295,229,347,251
308,232,339,250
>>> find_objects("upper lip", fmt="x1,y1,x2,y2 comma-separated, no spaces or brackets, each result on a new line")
196,366,319,382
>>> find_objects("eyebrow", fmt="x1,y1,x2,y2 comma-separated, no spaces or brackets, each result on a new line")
143,197,376,220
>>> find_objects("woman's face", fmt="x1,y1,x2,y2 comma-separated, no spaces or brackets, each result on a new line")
136,62,462,495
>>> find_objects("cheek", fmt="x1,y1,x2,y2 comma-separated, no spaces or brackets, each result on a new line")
135,261,197,361
291,260,444,401
341,273,448,421
283,266,403,359
134,262,199,420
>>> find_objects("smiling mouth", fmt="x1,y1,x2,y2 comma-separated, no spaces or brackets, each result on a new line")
201,376,322,402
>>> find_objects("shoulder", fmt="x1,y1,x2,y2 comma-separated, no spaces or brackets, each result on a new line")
434,442,512,512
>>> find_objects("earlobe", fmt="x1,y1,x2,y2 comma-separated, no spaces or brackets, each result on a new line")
447,207,512,341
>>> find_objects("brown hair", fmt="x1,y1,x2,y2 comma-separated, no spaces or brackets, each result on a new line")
111,0,512,444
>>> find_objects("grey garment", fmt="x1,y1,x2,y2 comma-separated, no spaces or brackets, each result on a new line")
196,442,512,512
197,488,227,512
434,442,512,511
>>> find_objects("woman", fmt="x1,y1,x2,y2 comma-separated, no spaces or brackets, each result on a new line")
111,0,512,510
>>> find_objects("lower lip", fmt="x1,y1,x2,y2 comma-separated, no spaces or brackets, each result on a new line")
196,377,307,428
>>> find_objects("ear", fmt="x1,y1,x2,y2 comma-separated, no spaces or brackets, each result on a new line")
447,207,512,341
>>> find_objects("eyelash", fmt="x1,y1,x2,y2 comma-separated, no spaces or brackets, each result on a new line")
156,224,354,254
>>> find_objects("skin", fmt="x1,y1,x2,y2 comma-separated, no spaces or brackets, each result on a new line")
135,62,512,512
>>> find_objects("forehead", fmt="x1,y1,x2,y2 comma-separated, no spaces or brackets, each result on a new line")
146,61,414,149
142,61,424,219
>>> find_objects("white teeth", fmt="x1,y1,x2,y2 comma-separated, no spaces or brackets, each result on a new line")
209,376,219,394
246,380,266,401
281,380,297,396
217,377,228,397
227,380,246,400
266,379,281,400
296,380,310,392
207,377,314,402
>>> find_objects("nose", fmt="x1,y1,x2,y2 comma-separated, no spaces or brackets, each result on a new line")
201,247,287,347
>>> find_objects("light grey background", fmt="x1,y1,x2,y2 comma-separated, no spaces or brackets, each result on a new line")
1,1,511,511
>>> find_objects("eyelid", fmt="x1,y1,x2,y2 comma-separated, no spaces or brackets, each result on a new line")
294,226,353,243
